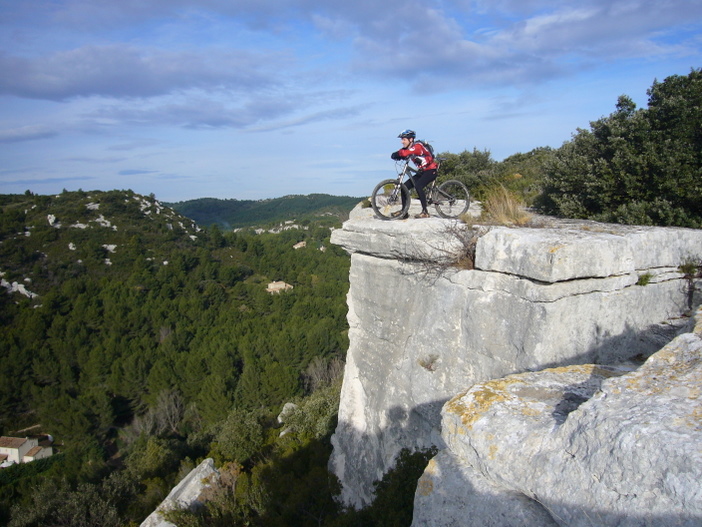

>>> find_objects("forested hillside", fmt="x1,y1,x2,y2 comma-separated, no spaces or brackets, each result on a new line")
0,189,355,525
167,194,362,229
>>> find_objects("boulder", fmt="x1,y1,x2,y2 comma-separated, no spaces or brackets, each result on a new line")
415,306,702,526
277,402,298,424
413,450,559,527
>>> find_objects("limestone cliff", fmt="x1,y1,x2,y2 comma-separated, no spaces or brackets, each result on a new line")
328,204,702,513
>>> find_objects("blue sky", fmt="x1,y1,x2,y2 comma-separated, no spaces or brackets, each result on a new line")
0,1,700,202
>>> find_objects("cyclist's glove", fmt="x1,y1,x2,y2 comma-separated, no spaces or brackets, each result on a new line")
391,151,404,160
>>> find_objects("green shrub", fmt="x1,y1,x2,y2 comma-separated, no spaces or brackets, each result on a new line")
536,69,702,228
280,381,341,441
636,273,652,286
209,408,264,465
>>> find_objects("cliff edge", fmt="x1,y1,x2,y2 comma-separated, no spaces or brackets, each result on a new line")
329,204,702,513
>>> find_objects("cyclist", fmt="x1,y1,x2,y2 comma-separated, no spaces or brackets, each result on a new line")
390,129,438,218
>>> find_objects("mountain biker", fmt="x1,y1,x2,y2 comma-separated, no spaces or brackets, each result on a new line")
390,129,438,218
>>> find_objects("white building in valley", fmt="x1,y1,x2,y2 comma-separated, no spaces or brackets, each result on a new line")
266,281,293,294
0,436,53,467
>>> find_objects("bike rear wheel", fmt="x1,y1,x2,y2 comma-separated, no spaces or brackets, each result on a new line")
371,179,411,220
434,180,470,218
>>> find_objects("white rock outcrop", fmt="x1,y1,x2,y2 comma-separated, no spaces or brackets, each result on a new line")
278,402,298,424
414,307,702,526
140,458,218,527
329,205,702,509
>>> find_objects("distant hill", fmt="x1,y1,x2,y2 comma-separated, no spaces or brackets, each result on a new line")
166,194,363,229
0,189,204,296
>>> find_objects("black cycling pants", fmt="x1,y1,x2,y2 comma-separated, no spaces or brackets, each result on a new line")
402,169,438,211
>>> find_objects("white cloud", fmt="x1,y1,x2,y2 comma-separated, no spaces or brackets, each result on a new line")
0,45,289,101
2,1,700,100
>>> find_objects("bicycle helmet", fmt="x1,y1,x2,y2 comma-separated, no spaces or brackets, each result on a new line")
397,129,416,139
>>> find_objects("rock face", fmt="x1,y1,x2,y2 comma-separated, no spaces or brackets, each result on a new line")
329,205,702,509
140,458,219,527
414,307,702,526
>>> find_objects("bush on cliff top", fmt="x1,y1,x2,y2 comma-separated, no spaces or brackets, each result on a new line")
536,68,702,228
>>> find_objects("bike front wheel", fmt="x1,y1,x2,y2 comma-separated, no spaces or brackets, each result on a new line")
434,180,471,218
371,179,411,220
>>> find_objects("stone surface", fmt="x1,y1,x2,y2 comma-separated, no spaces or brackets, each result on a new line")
412,450,559,527
475,221,702,283
332,205,470,263
140,458,219,527
335,206,702,283
329,206,702,509
416,306,702,526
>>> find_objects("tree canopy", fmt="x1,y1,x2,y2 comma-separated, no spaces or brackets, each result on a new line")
0,190,352,525
537,68,702,227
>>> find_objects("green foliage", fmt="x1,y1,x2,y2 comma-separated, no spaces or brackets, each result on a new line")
436,148,497,199
5,466,139,527
0,455,64,524
210,408,265,465
0,454,61,487
495,147,556,205
636,273,652,286
0,444,132,527
328,447,438,527
279,380,342,442
126,436,182,480
237,439,341,526
0,189,351,525
537,69,702,227
679,257,702,278
8,479,123,527
364,447,437,527
436,146,555,206
168,440,342,527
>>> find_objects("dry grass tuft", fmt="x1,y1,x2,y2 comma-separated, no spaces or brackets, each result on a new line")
458,211,475,228
480,185,532,226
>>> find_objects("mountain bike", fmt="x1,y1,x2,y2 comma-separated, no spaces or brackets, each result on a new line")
370,159,471,220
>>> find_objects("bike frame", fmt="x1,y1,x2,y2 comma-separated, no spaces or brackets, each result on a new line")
392,159,442,199
394,159,417,187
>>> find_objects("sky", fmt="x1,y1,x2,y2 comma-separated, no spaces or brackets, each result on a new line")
0,1,700,203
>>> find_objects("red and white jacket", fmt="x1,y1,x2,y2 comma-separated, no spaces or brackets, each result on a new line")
396,141,438,171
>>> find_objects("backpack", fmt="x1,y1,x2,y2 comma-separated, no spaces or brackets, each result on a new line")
415,139,435,159
415,140,438,166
